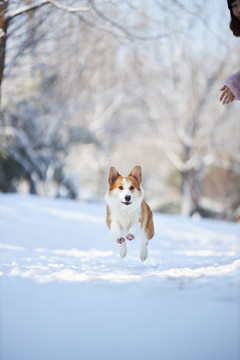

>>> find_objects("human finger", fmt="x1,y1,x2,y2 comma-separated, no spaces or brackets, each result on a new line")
223,92,231,104
223,92,234,105
220,88,229,102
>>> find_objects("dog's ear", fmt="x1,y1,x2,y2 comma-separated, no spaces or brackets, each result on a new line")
108,167,120,184
129,166,142,184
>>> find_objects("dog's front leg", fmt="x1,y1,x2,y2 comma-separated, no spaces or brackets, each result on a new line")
110,221,127,258
126,222,141,241
110,221,123,241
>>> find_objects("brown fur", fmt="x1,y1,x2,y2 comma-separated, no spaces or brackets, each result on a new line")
140,200,154,240
108,166,142,192
106,205,111,229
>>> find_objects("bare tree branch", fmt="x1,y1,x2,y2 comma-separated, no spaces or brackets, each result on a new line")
6,1,50,21
47,0,89,13
140,93,184,171
6,0,89,22
76,13,127,40
89,0,169,41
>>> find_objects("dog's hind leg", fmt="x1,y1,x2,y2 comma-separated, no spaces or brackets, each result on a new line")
140,234,148,261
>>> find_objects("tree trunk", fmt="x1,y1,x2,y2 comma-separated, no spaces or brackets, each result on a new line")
181,170,192,217
0,2,8,104
191,170,201,213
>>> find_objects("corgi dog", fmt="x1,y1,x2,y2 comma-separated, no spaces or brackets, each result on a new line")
105,166,154,261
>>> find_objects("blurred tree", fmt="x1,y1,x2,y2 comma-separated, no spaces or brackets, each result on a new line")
0,0,90,100
135,12,240,217
0,0,170,196
0,0,239,220
0,0,172,101
0,94,96,196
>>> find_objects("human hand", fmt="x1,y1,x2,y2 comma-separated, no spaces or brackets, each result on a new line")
219,85,235,105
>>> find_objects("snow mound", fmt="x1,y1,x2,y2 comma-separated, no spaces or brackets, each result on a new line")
0,194,239,360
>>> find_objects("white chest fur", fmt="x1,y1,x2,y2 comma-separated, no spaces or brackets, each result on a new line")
105,191,142,232
111,204,141,230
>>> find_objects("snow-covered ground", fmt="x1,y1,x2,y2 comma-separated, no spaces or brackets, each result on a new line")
0,194,239,360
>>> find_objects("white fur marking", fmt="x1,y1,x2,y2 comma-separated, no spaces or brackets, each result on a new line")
120,242,127,258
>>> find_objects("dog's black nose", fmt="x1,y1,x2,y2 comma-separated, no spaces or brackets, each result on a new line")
125,195,131,202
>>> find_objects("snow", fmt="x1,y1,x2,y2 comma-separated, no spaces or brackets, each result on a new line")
0,193,240,360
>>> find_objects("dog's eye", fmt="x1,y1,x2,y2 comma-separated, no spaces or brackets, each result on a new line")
119,186,124,190
130,186,134,191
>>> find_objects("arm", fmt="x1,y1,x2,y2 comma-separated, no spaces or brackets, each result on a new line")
220,70,240,104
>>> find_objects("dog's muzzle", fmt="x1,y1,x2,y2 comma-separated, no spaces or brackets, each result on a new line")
121,195,132,205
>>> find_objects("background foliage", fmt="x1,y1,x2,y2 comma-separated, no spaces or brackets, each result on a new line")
0,0,239,220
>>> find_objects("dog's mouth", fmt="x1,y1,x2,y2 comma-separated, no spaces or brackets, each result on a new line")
121,201,132,205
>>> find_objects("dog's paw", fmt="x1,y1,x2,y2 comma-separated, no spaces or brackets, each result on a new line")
140,247,148,262
126,234,135,241
116,238,125,244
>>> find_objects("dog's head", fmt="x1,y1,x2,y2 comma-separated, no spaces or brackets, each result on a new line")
107,166,143,206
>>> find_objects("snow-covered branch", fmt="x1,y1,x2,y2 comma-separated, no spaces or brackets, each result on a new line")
47,0,89,13
6,1,49,21
6,0,89,22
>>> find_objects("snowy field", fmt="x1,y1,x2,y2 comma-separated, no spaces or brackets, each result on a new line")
0,193,240,360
